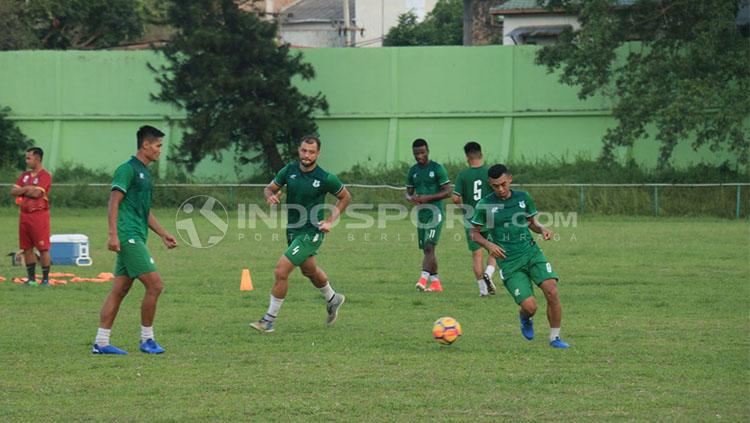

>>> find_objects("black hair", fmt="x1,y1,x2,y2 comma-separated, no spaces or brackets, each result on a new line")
463,141,482,156
488,164,509,179
300,134,321,150
26,147,43,159
412,138,428,149
137,125,165,149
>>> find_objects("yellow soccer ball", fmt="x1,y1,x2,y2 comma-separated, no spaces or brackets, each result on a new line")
432,317,462,345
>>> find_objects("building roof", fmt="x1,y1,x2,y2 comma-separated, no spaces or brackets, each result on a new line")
281,0,355,23
491,0,635,15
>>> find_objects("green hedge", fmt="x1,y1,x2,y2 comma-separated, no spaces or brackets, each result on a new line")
1,159,747,217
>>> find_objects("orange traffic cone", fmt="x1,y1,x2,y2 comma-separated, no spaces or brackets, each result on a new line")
240,268,253,291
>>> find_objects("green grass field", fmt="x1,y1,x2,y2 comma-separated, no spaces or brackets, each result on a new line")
1,208,748,421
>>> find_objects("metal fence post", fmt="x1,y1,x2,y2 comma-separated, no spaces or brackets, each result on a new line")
653,186,659,216
736,184,741,219
579,185,585,214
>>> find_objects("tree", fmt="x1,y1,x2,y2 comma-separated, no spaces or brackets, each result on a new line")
27,0,144,49
0,1,41,50
383,0,463,46
0,107,33,170
536,0,750,167
151,0,328,173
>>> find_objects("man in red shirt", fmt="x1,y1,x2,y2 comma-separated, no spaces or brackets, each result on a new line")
11,147,52,286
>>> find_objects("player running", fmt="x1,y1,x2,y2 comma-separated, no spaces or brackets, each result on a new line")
405,138,451,292
451,142,497,297
92,125,178,355
250,135,351,333
470,164,570,349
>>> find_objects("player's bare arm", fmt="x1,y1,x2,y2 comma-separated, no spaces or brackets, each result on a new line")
527,216,553,240
319,187,351,233
107,190,125,252
264,181,283,205
470,224,506,259
10,185,43,198
405,186,421,205
451,193,463,205
416,183,452,203
148,211,178,249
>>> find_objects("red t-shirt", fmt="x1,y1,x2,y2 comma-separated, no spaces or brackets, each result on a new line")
15,169,52,213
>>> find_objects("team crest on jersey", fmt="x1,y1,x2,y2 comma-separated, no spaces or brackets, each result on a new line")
290,174,297,179
519,201,526,209
139,172,145,179
312,180,321,188
23,175,29,183
33,177,39,184
429,171,435,177
491,206,499,213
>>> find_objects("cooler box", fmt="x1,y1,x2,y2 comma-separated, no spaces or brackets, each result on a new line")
50,234,93,266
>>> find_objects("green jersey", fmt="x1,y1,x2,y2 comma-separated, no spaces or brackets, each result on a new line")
469,190,538,259
405,160,450,211
453,165,489,221
274,162,344,234
111,156,153,243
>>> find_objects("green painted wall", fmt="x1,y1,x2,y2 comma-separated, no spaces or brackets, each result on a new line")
0,47,740,180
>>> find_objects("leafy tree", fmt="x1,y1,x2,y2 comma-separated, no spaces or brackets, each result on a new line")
27,0,144,49
383,0,463,46
151,0,328,173
0,1,40,50
536,0,750,167
0,107,33,170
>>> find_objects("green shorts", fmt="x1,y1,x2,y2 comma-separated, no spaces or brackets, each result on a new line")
284,231,324,266
417,208,443,249
464,226,492,252
114,238,157,278
498,244,558,304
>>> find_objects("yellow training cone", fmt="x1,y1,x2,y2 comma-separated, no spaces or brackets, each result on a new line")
240,268,253,291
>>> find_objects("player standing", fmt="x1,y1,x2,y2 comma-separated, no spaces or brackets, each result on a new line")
405,139,451,292
11,147,52,286
250,135,351,333
92,125,178,355
451,142,497,296
470,164,569,348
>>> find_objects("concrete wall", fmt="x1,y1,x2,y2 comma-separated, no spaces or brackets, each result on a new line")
0,46,740,181
280,22,344,48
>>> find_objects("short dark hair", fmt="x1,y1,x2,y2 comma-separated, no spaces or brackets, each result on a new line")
26,147,43,160
412,138,428,149
137,125,165,149
300,134,321,150
488,164,509,179
464,141,482,156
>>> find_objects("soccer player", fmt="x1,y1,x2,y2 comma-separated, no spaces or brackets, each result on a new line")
470,164,570,349
451,142,497,297
250,135,351,333
92,125,178,355
11,147,52,286
405,138,451,292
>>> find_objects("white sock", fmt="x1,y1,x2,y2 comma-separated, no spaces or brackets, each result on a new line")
429,274,440,282
319,282,335,302
484,265,496,278
95,328,111,347
141,326,154,342
264,295,284,322
419,271,430,282
477,279,488,296
550,327,561,341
